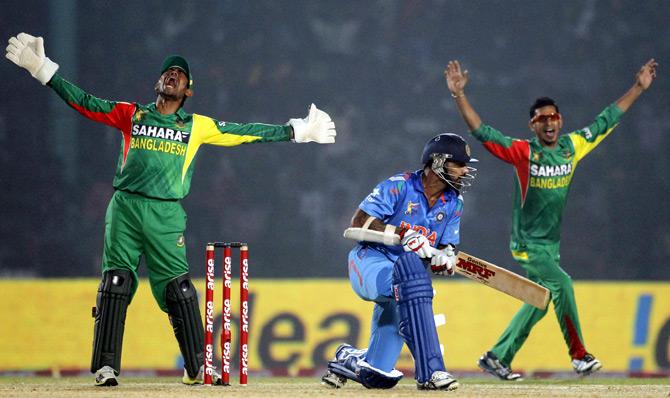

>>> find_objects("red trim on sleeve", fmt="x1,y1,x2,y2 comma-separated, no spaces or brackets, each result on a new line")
483,140,531,204
69,102,136,168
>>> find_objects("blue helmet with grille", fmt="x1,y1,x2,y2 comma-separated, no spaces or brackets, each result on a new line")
421,133,478,165
421,133,478,192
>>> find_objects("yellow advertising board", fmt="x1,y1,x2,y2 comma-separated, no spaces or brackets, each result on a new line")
1,279,669,375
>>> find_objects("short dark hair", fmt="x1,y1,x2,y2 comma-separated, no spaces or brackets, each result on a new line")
529,97,559,119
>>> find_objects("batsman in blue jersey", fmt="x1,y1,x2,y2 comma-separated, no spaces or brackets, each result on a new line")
322,133,478,391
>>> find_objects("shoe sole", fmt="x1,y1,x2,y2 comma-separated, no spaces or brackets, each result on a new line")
478,359,523,381
95,378,118,387
443,381,459,391
417,380,459,391
478,359,500,378
577,362,602,377
321,374,345,389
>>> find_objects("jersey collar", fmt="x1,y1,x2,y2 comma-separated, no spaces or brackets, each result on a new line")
147,103,189,120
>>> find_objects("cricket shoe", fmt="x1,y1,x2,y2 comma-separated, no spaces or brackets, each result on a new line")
94,365,118,387
321,370,347,388
478,351,523,381
417,371,459,391
572,353,602,376
182,365,225,385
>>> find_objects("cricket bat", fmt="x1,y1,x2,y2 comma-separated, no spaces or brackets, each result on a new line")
343,227,550,309
453,251,550,310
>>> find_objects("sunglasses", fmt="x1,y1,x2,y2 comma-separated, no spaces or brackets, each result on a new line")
530,112,561,124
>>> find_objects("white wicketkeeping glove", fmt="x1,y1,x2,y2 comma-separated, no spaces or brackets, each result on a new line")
5,32,59,85
400,229,434,259
430,245,456,276
288,103,337,144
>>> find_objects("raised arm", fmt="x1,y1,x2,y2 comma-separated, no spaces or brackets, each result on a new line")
615,58,658,113
445,60,482,131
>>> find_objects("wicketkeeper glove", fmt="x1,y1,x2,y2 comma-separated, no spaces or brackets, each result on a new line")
5,32,59,85
288,103,337,144
430,245,456,276
400,228,434,259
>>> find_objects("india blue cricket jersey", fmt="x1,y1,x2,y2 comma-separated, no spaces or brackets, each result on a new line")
358,169,463,261
346,169,465,372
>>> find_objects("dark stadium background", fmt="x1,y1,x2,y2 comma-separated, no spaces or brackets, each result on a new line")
0,0,668,280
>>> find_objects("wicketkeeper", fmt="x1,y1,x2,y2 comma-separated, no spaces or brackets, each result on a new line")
321,133,478,391
5,32,336,387
445,58,657,380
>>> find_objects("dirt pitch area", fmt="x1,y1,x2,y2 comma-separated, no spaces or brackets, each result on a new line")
0,377,668,398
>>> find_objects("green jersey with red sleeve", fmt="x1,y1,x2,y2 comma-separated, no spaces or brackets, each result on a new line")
470,104,624,246
48,74,291,200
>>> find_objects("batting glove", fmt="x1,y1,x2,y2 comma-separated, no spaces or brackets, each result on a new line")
288,103,337,144
5,32,59,85
431,245,456,276
400,229,434,259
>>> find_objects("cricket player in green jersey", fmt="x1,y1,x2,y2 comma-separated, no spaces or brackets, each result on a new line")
6,32,336,387
445,58,657,380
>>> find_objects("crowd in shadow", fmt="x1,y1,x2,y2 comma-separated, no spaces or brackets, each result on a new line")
0,0,667,279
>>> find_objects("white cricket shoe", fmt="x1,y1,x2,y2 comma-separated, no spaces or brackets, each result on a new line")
94,365,118,387
478,351,523,381
182,365,225,385
572,353,602,376
321,370,347,388
417,371,459,391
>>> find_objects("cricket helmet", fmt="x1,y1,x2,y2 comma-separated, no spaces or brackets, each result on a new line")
421,132,477,192
421,133,478,165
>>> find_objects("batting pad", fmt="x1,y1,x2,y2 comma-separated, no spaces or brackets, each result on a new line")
392,253,446,383
91,269,132,374
165,274,205,378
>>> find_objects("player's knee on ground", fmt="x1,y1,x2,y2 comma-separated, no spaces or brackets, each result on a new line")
91,269,133,373
165,274,205,378
327,345,403,389
358,360,403,389
392,252,445,383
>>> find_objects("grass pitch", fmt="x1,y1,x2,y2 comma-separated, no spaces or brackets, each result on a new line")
0,376,668,397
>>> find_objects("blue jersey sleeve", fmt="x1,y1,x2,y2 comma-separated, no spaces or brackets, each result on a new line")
438,194,463,246
358,174,408,222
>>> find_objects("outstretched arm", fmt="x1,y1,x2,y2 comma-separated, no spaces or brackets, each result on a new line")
445,60,482,131
615,58,658,113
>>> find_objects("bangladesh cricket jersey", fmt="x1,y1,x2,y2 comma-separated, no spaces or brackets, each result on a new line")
471,104,623,246
48,74,291,200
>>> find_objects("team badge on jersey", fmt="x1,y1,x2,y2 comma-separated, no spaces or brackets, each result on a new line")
134,109,145,122
177,235,185,247
405,201,420,215
532,152,542,162
435,211,446,223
